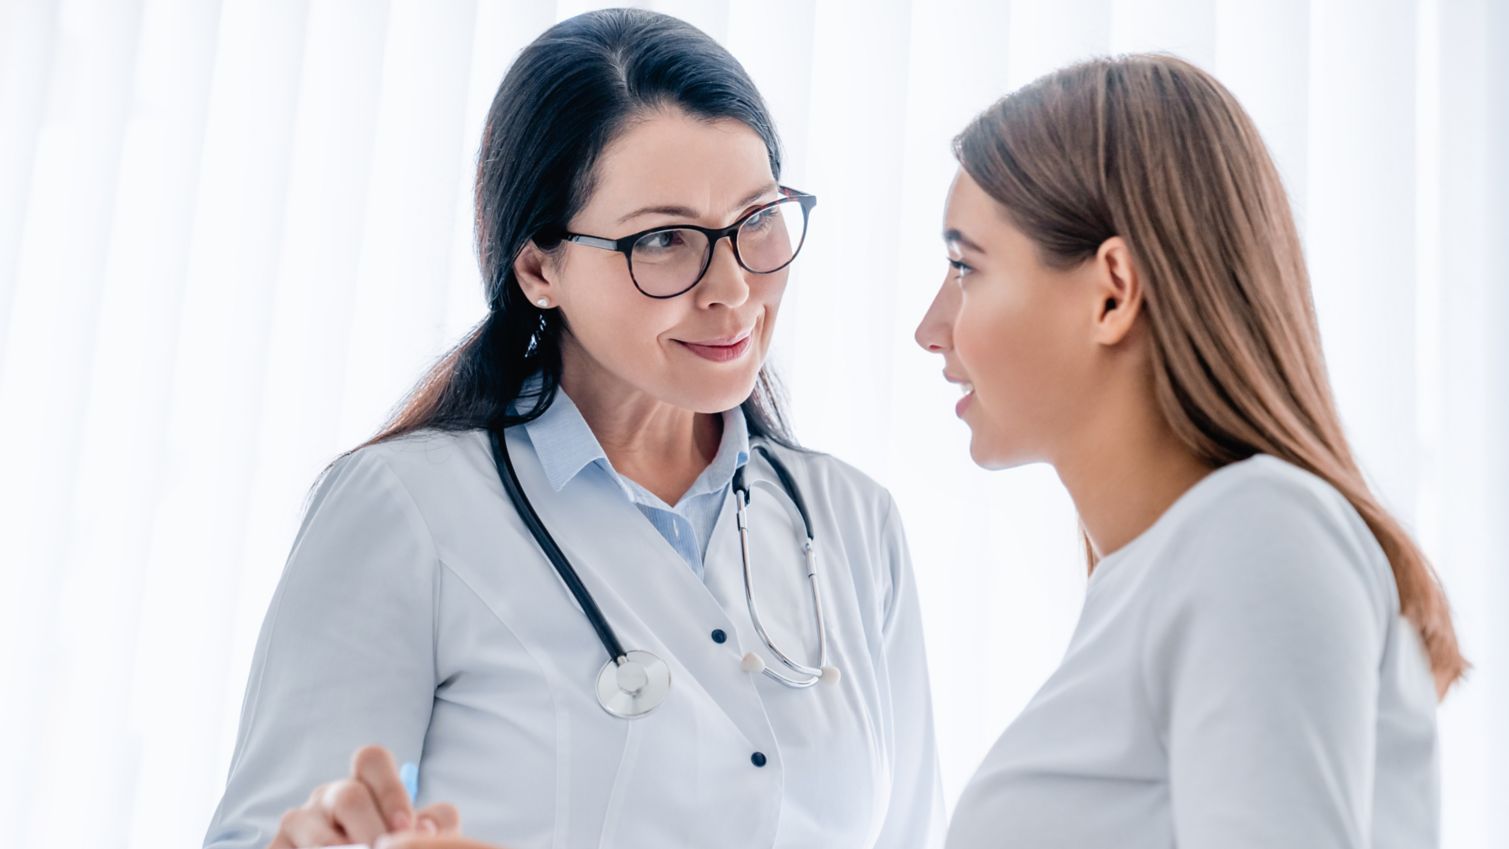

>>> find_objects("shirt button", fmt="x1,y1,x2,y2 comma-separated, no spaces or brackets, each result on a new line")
751,751,767,768
711,629,727,644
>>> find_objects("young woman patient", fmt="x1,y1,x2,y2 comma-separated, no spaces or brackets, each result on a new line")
918,53,1461,849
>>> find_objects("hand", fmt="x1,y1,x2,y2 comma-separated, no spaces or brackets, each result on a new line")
266,745,460,848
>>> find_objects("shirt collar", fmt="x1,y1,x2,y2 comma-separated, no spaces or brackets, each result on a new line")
522,383,751,499
685,401,750,502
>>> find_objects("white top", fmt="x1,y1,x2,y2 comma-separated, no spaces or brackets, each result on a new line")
204,426,944,849
947,455,1439,849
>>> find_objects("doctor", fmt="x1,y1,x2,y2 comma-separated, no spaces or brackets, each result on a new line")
203,9,942,849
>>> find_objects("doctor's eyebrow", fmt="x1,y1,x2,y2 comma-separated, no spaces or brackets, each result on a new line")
616,182,780,225
943,227,986,254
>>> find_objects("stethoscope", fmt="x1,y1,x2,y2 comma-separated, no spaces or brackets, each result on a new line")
488,426,840,719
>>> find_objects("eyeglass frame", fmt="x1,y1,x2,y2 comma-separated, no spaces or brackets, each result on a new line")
540,186,818,299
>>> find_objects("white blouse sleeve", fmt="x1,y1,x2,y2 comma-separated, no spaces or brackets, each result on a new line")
871,495,947,849
1143,477,1391,848
203,450,440,849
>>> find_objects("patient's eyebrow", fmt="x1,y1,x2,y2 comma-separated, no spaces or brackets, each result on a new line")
943,227,985,253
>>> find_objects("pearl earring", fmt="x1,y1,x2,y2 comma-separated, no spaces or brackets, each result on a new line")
536,298,550,308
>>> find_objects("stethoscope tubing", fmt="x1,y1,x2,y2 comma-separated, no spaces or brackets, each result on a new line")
489,426,631,664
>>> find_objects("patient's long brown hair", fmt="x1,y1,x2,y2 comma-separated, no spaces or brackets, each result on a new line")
955,54,1464,696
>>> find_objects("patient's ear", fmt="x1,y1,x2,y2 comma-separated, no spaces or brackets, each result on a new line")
1090,236,1143,346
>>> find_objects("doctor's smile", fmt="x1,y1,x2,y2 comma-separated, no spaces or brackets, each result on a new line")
198,8,1462,849
674,324,757,362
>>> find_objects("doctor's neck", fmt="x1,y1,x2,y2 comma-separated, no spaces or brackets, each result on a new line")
557,350,723,505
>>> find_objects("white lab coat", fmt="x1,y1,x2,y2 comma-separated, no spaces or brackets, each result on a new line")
203,426,944,849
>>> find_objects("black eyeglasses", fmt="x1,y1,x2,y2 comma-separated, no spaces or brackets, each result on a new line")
547,187,818,299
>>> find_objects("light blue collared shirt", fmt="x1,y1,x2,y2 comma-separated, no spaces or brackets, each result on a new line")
521,386,750,580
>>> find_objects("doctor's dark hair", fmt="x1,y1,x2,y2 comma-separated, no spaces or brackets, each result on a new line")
358,8,795,452
954,54,1465,696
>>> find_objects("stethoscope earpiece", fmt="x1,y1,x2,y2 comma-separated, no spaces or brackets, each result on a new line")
740,654,839,685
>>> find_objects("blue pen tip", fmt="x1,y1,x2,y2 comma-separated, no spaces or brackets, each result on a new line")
399,761,420,803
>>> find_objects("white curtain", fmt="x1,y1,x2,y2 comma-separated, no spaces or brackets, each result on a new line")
1,1,1504,846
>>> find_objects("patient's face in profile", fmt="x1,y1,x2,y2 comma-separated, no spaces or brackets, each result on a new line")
918,169,1111,470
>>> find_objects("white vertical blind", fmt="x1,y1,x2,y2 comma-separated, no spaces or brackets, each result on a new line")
1,2,1503,847
1431,1,1509,844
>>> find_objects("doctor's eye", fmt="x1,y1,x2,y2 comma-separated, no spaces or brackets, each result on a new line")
741,207,780,232
634,228,700,261
948,258,973,279
640,230,689,252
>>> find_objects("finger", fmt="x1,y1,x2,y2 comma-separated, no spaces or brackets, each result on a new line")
414,802,461,834
321,778,389,846
352,745,415,832
273,807,346,849
264,785,341,849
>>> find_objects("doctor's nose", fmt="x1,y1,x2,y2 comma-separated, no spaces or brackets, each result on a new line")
695,239,752,310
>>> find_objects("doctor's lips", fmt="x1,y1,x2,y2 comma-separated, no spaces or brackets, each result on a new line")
676,328,754,363
945,371,975,417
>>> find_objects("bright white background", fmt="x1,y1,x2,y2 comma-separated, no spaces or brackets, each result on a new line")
1,0,1504,847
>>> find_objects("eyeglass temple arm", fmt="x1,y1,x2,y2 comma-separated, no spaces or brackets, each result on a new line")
563,233,620,251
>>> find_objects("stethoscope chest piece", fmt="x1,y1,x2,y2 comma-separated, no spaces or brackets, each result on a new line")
596,650,671,718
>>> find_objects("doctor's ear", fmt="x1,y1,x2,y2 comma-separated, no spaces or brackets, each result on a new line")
1090,236,1144,347
513,240,560,308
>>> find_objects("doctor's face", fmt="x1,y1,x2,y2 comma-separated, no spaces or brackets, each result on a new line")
914,169,1102,469
524,108,790,414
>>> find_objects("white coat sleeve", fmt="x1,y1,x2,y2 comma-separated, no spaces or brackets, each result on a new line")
870,495,947,849
203,449,439,849
1144,481,1389,848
